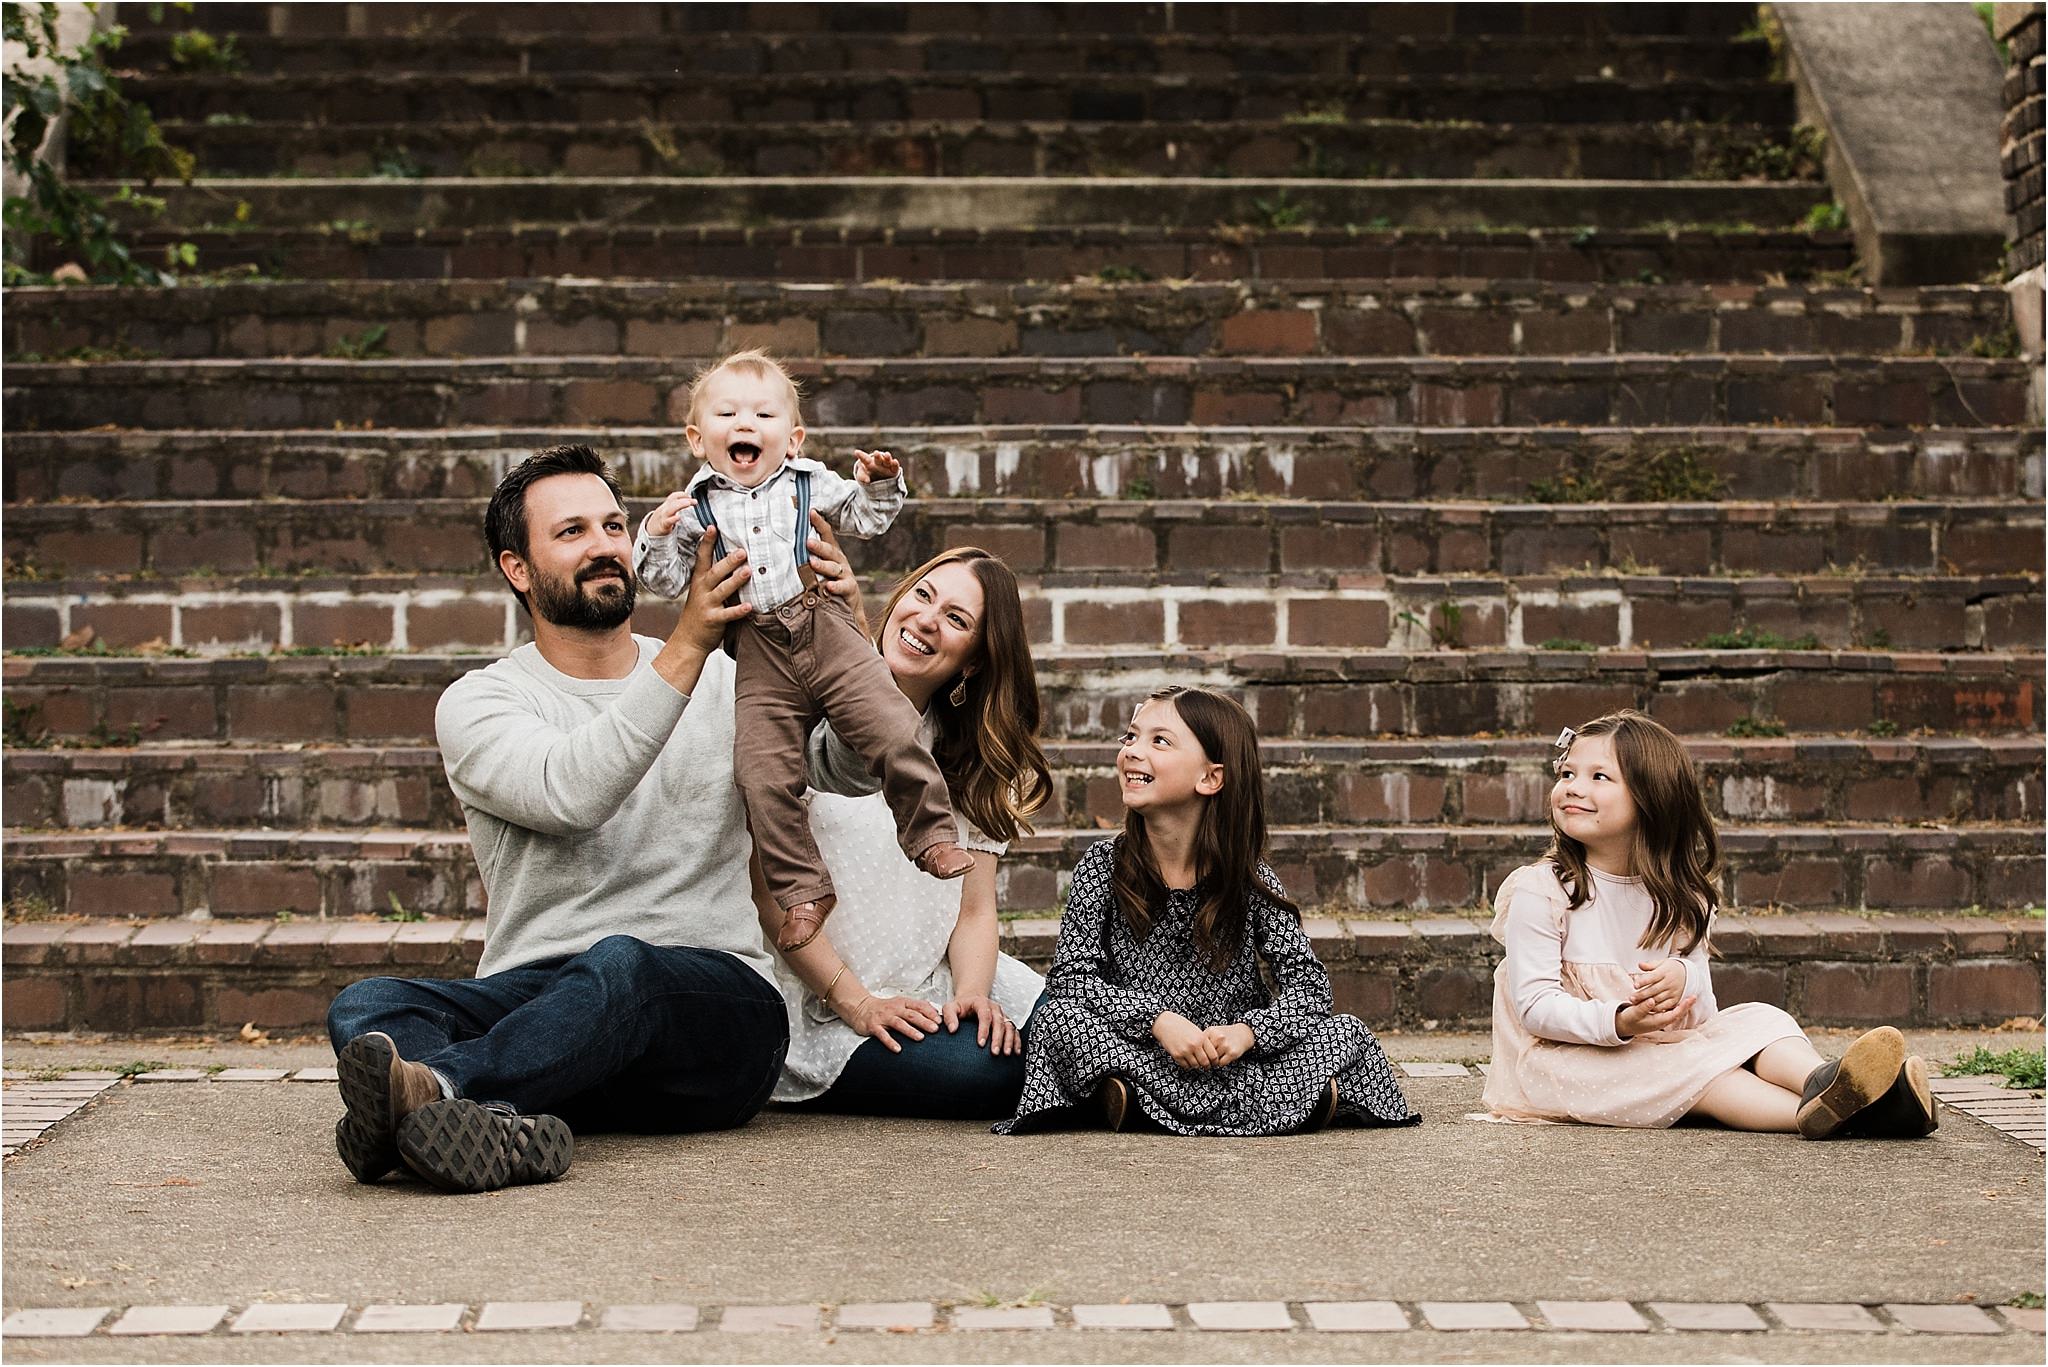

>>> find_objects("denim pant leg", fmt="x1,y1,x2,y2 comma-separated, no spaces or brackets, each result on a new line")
326,963,562,1064
807,1014,1031,1120
422,935,790,1135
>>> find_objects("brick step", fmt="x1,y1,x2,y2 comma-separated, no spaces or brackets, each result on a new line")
5,650,2037,743
126,4,1758,41
119,118,1816,183
12,427,2032,505
5,493,2036,581
4,824,2039,924
127,71,1795,127
105,223,1858,285
12,908,2036,1034
92,176,1827,235
8,737,2038,834
117,31,1775,82
7,570,2039,658
10,280,2013,364
8,355,2028,432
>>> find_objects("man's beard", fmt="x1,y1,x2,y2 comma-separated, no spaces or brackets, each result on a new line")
530,557,637,630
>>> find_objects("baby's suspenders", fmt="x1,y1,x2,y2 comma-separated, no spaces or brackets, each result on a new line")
691,469,818,590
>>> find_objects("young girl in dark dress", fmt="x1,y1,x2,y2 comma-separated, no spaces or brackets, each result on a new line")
995,686,1419,1136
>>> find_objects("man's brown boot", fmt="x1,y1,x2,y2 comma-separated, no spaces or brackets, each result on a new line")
335,1031,446,1182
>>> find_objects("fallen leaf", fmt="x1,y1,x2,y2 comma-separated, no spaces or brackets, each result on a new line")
59,625,96,650
239,1021,271,1044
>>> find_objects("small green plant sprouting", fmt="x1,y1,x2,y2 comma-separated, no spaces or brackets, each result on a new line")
1802,201,1849,232
1862,626,1892,650
1944,1045,2045,1090
168,28,244,71
5,890,58,921
322,218,381,246
2008,1292,2047,1310
1867,718,1900,737
1537,638,1595,651
1967,324,2022,360
371,146,425,180
11,341,159,363
1249,190,1308,230
325,324,390,360
1398,602,1464,650
1973,3,2011,62
1120,475,1156,500
1528,448,1723,504
1695,626,1821,651
2,696,50,747
1283,99,1348,126
1095,263,1151,284
1725,715,1789,738
381,891,425,923
201,111,252,127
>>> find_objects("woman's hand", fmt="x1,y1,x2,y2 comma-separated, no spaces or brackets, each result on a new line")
1152,1010,1221,1070
1201,1022,1255,1067
1629,958,1686,1015
944,994,1020,1055
1616,993,1697,1041
803,510,869,637
844,994,942,1054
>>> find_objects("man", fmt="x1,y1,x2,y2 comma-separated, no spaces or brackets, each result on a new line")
327,444,831,1194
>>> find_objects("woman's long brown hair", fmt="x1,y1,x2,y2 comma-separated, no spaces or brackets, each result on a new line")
1546,708,1719,955
1111,686,1298,970
870,547,1051,842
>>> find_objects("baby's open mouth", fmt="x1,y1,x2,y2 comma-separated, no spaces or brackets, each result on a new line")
726,442,762,467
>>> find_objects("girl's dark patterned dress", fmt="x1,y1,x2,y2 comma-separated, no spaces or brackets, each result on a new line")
995,839,1419,1136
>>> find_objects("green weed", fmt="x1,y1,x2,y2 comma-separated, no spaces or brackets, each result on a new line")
1866,718,1900,737
325,324,390,360
1696,627,1821,651
1249,190,1309,230
1725,715,1789,738
1527,447,1723,504
1945,1045,2045,1090
1095,263,1152,284
168,28,244,71
1967,324,2021,360
1802,201,1849,232
1536,638,1595,651
371,146,425,180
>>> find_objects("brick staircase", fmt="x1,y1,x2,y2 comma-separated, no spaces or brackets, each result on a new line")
3,1,2041,1034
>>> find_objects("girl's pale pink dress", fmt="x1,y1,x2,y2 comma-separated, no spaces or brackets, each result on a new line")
1483,861,1805,1127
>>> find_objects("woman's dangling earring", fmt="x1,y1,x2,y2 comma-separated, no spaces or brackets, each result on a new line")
949,675,969,707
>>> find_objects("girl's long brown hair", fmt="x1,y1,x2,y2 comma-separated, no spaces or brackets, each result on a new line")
1546,708,1719,955
1112,686,1298,970
871,547,1051,842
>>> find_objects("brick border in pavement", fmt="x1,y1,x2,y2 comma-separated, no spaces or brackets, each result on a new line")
3,1300,2043,1339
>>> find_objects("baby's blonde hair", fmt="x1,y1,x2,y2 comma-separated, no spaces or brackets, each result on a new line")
686,347,804,428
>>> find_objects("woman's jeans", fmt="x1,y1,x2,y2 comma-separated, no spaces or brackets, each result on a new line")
802,991,1044,1120
327,934,789,1135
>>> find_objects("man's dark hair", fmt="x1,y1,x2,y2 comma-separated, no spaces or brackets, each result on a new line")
484,444,626,608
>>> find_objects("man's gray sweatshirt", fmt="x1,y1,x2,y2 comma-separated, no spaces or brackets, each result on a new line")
435,636,775,984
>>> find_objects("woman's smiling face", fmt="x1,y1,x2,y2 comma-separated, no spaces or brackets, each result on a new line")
881,560,985,694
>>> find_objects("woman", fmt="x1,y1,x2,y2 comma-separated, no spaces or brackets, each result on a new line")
765,543,1055,1118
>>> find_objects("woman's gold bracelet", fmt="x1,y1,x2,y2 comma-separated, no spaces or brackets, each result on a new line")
819,963,848,1005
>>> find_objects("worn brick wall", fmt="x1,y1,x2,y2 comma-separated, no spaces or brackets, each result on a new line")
2000,4,2046,273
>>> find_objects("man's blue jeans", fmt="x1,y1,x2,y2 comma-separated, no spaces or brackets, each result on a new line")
326,935,788,1135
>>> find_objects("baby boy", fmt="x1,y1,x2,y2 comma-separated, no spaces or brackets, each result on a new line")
635,349,974,952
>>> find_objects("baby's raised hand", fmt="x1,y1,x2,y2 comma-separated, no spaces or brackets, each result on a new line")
1629,958,1686,1014
853,449,900,484
645,490,694,538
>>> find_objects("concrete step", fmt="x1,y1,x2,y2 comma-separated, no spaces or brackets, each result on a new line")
4,493,2036,582
92,175,1829,234
9,568,2038,657
127,71,1796,128
118,118,1815,182
11,427,2033,505
4,823,2040,924
9,280,2013,364
9,737,2038,834
9,908,2036,1033
118,31,1776,82
106,223,1859,285
4,649,2038,743
125,3,1760,41
7,354,2028,432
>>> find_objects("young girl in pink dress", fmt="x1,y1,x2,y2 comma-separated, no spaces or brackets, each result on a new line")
1485,708,1937,1139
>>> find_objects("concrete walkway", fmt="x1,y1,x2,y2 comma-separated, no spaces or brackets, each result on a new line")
2,1031,2042,1364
